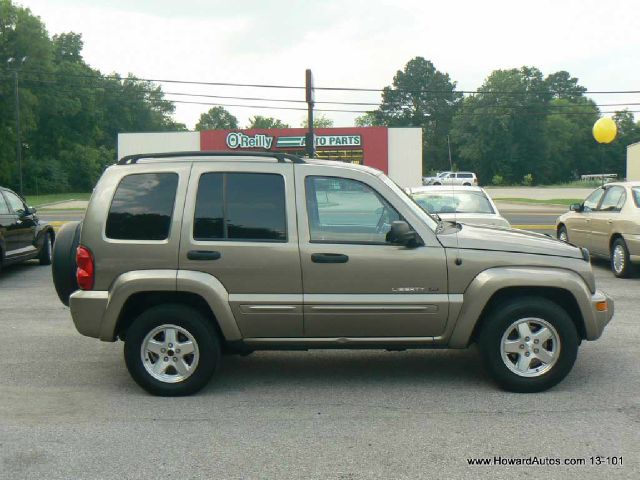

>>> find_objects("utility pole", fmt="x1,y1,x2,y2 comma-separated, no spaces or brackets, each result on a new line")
305,69,315,158
7,56,27,195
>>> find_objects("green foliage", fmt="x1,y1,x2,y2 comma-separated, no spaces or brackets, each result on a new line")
0,0,184,194
301,114,334,128
522,173,534,186
373,57,463,172
246,115,289,129
195,106,238,130
354,112,379,127
491,174,505,186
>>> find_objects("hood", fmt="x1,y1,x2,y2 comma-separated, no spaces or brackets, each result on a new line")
437,222,583,259
438,213,510,228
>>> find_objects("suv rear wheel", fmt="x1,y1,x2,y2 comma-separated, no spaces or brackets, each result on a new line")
478,297,578,392
124,304,221,396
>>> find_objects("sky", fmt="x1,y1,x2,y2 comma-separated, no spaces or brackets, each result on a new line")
17,0,640,130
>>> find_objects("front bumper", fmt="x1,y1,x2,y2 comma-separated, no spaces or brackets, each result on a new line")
585,290,614,341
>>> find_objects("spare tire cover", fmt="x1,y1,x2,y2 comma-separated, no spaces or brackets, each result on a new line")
51,221,81,306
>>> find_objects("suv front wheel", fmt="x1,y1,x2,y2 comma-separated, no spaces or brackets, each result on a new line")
124,304,221,396
478,297,578,393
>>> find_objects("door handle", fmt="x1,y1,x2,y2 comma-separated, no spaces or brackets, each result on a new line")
311,253,349,264
187,250,221,261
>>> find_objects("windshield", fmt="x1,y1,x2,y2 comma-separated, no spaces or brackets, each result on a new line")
378,174,439,230
411,190,495,215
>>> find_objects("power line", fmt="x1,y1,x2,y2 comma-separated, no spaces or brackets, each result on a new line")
2,67,639,96
12,76,640,111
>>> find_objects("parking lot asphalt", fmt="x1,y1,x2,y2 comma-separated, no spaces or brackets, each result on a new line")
0,260,638,479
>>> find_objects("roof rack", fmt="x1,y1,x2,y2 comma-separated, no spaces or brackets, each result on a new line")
117,150,307,165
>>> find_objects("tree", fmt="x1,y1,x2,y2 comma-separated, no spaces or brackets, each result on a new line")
375,57,463,172
0,0,185,193
195,106,238,130
600,111,640,178
452,67,555,183
247,115,289,129
354,112,379,127
301,114,334,128
545,71,587,101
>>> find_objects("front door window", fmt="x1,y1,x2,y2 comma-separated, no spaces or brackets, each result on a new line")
305,176,400,244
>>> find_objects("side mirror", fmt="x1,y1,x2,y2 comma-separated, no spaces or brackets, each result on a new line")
569,203,583,212
386,221,421,248
26,206,37,215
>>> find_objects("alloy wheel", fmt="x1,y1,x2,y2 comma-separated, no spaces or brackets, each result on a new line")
140,324,200,383
500,317,561,377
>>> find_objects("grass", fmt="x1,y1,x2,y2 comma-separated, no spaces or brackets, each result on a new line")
488,180,606,188
494,197,582,206
25,192,92,207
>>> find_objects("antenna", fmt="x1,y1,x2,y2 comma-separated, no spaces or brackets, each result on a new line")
447,135,462,266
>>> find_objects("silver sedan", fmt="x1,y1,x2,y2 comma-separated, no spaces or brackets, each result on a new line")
408,186,510,228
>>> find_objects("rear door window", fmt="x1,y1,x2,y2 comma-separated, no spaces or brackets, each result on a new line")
0,193,10,214
3,191,25,215
598,186,625,212
194,172,286,242
106,173,179,240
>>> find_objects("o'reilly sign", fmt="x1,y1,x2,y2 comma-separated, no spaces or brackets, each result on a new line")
226,132,361,150
226,132,273,149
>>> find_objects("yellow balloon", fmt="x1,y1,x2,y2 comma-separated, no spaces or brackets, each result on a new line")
593,117,617,144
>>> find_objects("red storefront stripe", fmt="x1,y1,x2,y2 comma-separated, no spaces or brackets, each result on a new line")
199,127,389,173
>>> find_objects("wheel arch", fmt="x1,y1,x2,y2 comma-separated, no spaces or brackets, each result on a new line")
609,232,624,250
101,269,242,343
469,286,585,345
115,291,226,344
448,267,593,348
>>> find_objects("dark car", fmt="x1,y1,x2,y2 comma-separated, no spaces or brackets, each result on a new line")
0,187,55,272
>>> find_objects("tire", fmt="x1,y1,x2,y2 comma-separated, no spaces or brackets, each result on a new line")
433,182,441,186
478,297,578,393
38,231,53,265
611,237,634,278
124,304,221,396
463,183,471,186
51,221,81,306
557,225,568,242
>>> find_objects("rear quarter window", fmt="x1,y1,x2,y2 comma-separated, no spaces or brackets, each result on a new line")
106,173,179,240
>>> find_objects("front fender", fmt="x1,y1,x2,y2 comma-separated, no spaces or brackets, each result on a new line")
447,267,598,348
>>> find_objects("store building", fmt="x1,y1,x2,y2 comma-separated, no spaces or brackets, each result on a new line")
118,126,422,187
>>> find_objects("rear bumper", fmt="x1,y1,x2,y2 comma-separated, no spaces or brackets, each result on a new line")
585,290,614,341
69,290,108,338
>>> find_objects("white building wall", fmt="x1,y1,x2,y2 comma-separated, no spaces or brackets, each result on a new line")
627,142,640,181
118,132,199,159
387,128,422,188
